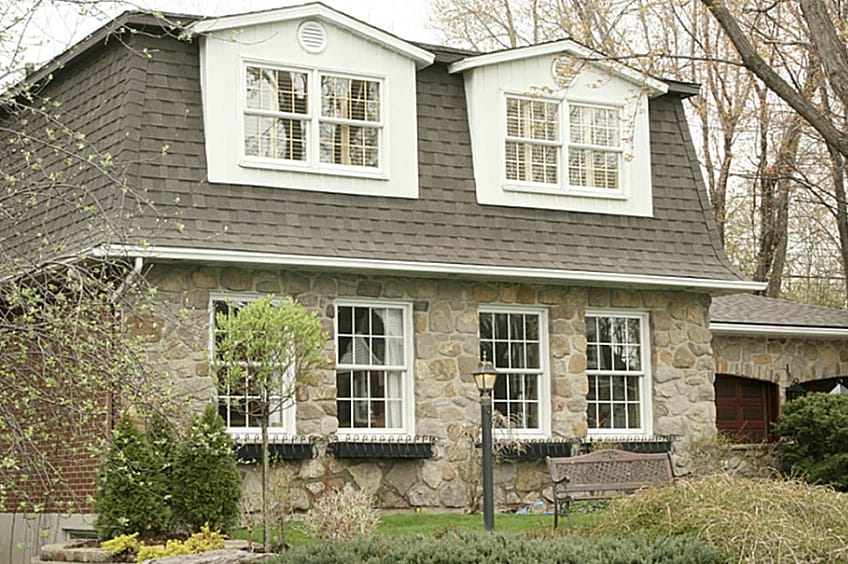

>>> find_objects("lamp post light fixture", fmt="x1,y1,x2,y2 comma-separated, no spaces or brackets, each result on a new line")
786,379,807,402
473,352,498,532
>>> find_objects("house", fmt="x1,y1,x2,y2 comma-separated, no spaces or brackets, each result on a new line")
9,1,844,556
711,293,848,442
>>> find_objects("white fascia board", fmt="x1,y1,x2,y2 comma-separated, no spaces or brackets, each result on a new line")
88,244,764,293
710,322,848,339
447,39,667,95
190,4,435,69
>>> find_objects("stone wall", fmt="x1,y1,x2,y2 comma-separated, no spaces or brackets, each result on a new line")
713,334,848,391
144,263,715,511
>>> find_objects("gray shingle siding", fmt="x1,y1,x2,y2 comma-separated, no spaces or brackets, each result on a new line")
6,29,746,284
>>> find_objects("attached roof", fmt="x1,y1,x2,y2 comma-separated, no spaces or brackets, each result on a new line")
711,294,848,338
190,2,434,69
447,38,668,95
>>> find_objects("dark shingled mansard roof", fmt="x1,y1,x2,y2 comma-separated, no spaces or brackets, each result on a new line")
711,294,848,330
7,9,753,289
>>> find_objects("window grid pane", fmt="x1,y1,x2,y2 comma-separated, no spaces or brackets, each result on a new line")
212,299,289,433
480,311,543,430
568,104,621,189
586,314,644,431
505,96,559,185
336,305,406,430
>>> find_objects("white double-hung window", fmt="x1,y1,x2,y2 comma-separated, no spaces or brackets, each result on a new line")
335,302,413,434
568,104,622,190
210,296,296,440
243,63,382,170
505,96,560,185
585,311,651,436
478,308,550,436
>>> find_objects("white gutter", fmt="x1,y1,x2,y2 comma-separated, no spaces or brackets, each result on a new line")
89,244,766,293
710,322,848,339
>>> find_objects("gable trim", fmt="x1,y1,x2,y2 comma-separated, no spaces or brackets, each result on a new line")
447,39,667,95
190,3,434,69
89,245,764,292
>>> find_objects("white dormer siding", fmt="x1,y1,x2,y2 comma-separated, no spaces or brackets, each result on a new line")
197,7,432,199
450,43,665,217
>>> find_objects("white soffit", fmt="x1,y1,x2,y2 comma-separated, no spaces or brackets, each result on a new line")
447,39,668,96
190,3,434,69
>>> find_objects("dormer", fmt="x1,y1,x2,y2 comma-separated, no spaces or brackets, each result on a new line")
448,41,667,217
193,3,434,199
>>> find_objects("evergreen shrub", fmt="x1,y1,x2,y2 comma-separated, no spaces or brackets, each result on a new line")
93,416,173,539
773,392,848,490
171,404,242,533
272,531,719,564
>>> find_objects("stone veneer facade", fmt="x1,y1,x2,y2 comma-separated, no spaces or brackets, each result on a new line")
144,262,716,511
713,335,848,394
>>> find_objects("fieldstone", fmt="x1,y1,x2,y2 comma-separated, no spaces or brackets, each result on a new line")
417,333,439,358
357,280,382,297
349,462,382,493
568,354,587,373
455,309,478,333
408,484,438,506
429,358,457,381
429,302,453,333
299,459,325,480
442,464,456,481
380,488,410,509
673,346,697,368
539,287,567,304
319,416,338,434
191,267,218,289
421,461,442,489
472,284,498,302
383,279,406,298
282,272,310,294
515,465,542,492
550,335,570,358
385,462,419,495
439,342,462,357
516,285,536,304
499,286,517,303
152,267,191,292
220,268,252,291
290,487,310,510
255,275,281,293
305,481,325,496
438,480,466,507
140,549,271,564
313,275,337,295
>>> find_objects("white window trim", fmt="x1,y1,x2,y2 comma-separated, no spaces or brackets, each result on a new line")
209,292,298,441
501,91,628,200
503,93,561,189
585,309,653,438
238,59,388,179
334,299,415,437
478,305,551,439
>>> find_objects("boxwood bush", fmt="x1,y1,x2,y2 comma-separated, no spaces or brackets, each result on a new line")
272,531,719,564
773,392,848,490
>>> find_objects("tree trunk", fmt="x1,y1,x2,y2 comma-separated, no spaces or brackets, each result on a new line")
262,402,270,553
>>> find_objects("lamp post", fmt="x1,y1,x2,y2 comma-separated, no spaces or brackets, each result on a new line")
473,352,497,532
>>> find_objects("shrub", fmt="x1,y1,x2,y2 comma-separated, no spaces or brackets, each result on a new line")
272,531,719,563
592,473,848,563
773,392,848,490
93,416,172,539
302,483,379,541
135,525,225,563
171,404,241,533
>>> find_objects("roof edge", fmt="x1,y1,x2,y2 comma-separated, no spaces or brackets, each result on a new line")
710,322,848,339
446,39,668,95
14,11,196,97
189,2,434,68
88,244,764,292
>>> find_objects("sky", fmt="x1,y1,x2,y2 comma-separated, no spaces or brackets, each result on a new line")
27,0,441,67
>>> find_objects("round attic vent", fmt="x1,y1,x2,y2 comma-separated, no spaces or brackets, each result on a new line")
298,20,327,54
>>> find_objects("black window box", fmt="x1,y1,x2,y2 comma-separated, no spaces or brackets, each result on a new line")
580,437,673,455
498,440,577,461
236,442,315,462
328,438,435,459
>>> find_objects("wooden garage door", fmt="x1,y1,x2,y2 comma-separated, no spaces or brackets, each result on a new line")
714,374,778,443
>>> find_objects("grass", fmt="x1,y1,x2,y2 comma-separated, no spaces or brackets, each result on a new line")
233,508,601,547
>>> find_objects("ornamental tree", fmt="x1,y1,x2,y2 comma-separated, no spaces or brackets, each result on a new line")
214,295,327,552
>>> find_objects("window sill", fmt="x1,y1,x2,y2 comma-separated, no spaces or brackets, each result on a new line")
503,182,627,200
328,436,436,459
239,157,389,181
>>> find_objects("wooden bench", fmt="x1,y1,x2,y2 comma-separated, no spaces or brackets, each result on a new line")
546,448,674,528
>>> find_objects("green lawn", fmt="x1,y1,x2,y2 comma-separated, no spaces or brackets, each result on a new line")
234,509,601,547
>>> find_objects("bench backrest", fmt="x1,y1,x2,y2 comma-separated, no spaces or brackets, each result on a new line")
546,448,673,499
